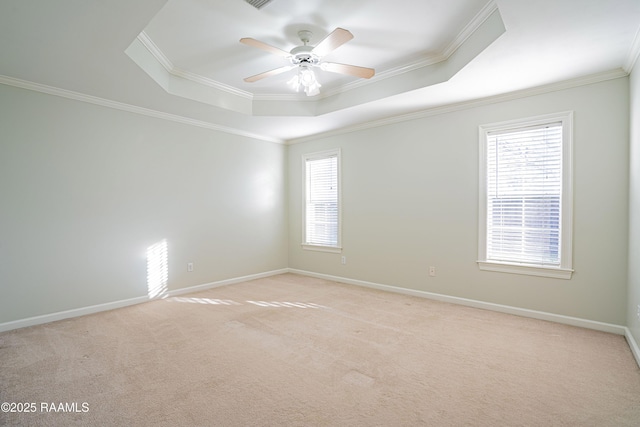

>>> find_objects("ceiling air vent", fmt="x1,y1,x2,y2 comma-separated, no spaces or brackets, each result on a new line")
244,0,274,10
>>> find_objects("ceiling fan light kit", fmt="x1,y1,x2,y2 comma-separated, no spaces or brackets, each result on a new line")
240,28,375,96
288,67,322,96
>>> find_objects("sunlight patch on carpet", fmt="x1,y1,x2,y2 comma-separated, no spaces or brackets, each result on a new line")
168,297,241,305
246,300,326,309
165,296,326,309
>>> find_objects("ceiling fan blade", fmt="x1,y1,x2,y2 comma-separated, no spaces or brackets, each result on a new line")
311,28,353,57
322,62,375,79
240,38,291,58
244,65,295,83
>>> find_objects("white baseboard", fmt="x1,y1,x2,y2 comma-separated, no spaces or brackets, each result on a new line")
295,267,639,368
625,328,640,368
166,268,290,297
0,268,288,333
0,296,150,333
288,268,627,336
3,267,637,369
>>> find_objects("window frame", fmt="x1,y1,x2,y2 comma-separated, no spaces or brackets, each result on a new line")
478,111,574,279
301,148,342,253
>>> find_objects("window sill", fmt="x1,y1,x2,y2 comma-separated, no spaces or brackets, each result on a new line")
477,261,573,279
302,244,342,254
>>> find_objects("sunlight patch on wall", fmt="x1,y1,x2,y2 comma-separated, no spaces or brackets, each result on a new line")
147,239,168,299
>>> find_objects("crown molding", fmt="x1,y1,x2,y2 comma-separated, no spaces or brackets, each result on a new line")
1,67,626,148
171,67,253,99
624,25,640,73
137,32,253,99
287,68,628,144
444,0,499,57
0,75,283,144
136,31,174,72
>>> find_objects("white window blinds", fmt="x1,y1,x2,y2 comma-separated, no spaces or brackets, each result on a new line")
304,151,339,248
486,123,563,266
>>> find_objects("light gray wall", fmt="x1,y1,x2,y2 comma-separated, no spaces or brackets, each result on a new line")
1,76,632,328
0,84,288,323
629,66,640,340
289,78,629,325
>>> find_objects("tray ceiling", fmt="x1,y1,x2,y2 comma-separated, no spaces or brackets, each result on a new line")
1,0,639,142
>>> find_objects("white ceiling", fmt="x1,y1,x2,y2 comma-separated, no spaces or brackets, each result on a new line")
1,0,639,143
142,0,491,95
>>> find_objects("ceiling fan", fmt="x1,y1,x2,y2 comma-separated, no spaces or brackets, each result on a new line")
240,28,375,96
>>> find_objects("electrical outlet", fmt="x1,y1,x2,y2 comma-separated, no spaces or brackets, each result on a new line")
187,262,194,272
429,266,436,277
341,256,346,265
637,304,640,321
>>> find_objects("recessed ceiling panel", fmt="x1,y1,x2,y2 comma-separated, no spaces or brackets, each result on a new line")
128,0,504,116
139,0,493,96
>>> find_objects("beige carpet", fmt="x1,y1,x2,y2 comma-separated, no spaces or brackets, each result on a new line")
1,273,639,426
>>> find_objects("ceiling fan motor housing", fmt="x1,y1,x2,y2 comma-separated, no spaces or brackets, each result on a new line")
290,32,319,66
290,49,319,66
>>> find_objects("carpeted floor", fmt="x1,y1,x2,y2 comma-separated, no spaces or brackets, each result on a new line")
1,273,639,426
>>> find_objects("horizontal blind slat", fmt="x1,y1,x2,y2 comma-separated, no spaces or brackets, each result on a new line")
486,123,562,265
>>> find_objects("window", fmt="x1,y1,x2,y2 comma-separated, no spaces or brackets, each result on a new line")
478,112,573,279
303,149,341,252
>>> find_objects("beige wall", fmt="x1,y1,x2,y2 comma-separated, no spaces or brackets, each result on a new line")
1,76,632,328
289,77,630,325
629,66,640,340
0,84,288,323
